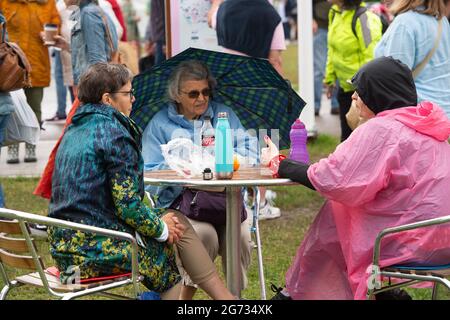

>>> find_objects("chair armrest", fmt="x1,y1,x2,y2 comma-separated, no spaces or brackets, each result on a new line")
0,208,141,296
372,214,450,267
144,191,156,208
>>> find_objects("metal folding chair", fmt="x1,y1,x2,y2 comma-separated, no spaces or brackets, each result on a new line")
0,208,142,300
367,214,450,300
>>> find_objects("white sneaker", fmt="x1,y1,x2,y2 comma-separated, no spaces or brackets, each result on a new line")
265,190,277,201
244,189,277,207
258,201,281,221
244,189,252,207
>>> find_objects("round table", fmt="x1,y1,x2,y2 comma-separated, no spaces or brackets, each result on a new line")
144,166,296,298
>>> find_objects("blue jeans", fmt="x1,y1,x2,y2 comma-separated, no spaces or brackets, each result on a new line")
314,28,339,112
0,114,10,207
54,51,68,118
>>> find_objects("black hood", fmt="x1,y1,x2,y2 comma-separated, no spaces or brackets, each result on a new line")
350,56,418,115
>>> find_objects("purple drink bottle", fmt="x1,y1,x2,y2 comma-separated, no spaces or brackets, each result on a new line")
288,119,309,164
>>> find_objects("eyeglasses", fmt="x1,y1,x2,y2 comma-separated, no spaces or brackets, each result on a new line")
111,88,135,99
180,88,211,99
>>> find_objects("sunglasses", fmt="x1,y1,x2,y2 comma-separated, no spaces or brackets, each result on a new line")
181,88,211,99
112,88,135,99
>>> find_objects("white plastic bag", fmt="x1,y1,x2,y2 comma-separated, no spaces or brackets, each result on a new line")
161,138,215,178
3,89,40,146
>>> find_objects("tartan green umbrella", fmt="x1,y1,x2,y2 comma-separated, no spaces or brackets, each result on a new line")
131,47,306,149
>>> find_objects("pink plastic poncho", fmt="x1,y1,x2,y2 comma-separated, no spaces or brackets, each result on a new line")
285,102,450,300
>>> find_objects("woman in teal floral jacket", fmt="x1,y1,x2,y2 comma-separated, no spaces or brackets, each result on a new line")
48,63,235,299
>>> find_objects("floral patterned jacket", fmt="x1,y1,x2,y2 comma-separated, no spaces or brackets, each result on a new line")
48,103,180,292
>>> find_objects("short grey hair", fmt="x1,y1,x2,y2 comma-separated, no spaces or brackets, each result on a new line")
78,63,133,104
167,60,217,101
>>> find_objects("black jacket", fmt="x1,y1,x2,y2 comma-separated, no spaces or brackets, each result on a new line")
216,0,281,58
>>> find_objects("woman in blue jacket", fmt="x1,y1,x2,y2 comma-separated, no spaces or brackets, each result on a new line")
142,60,258,299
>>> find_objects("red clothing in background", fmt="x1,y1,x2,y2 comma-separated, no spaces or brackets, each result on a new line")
106,0,127,41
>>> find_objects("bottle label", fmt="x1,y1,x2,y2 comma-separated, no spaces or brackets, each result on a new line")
202,135,215,147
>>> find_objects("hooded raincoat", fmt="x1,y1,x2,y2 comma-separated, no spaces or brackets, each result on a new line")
285,101,450,299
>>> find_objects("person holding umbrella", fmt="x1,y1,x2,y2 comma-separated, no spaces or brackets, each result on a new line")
142,60,258,300
48,62,236,300
264,57,450,300
131,47,306,229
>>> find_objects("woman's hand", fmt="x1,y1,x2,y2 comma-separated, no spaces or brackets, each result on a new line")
261,135,279,166
207,0,224,27
162,212,185,244
261,136,286,177
325,83,336,99
312,19,318,34
53,35,71,52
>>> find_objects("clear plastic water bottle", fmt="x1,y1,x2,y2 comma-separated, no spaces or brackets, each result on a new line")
289,119,309,164
214,112,233,179
201,116,215,162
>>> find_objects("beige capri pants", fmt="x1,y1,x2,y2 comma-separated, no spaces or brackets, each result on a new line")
179,213,253,290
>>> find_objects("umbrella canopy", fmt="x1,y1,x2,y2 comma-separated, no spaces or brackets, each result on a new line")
131,47,306,149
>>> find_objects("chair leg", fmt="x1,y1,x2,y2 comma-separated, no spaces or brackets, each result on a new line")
367,289,376,300
0,285,11,300
431,283,439,300
253,219,266,300
0,280,23,300
252,187,267,300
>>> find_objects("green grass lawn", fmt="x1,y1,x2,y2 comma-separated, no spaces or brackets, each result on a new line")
1,133,445,300
282,43,298,89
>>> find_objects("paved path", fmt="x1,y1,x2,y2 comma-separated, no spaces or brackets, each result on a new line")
0,81,340,177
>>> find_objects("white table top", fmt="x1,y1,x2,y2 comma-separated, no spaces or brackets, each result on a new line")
144,167,297,187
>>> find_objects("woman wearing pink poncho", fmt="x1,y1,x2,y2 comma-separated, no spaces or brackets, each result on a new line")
270,57,450,300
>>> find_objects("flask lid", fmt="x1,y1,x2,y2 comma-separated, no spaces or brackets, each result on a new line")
293,119,305,128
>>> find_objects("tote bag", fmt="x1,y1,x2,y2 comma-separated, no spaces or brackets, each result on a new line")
3,90,40,146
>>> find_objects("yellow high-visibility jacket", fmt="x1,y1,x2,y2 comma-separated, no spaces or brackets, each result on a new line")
324,3,382,92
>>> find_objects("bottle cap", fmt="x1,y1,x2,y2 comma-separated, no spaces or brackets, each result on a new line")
293,119,305,128
203,168,213,180
217,112,228,118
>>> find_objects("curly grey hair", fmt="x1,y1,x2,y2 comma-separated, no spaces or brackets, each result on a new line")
167,60,217,102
